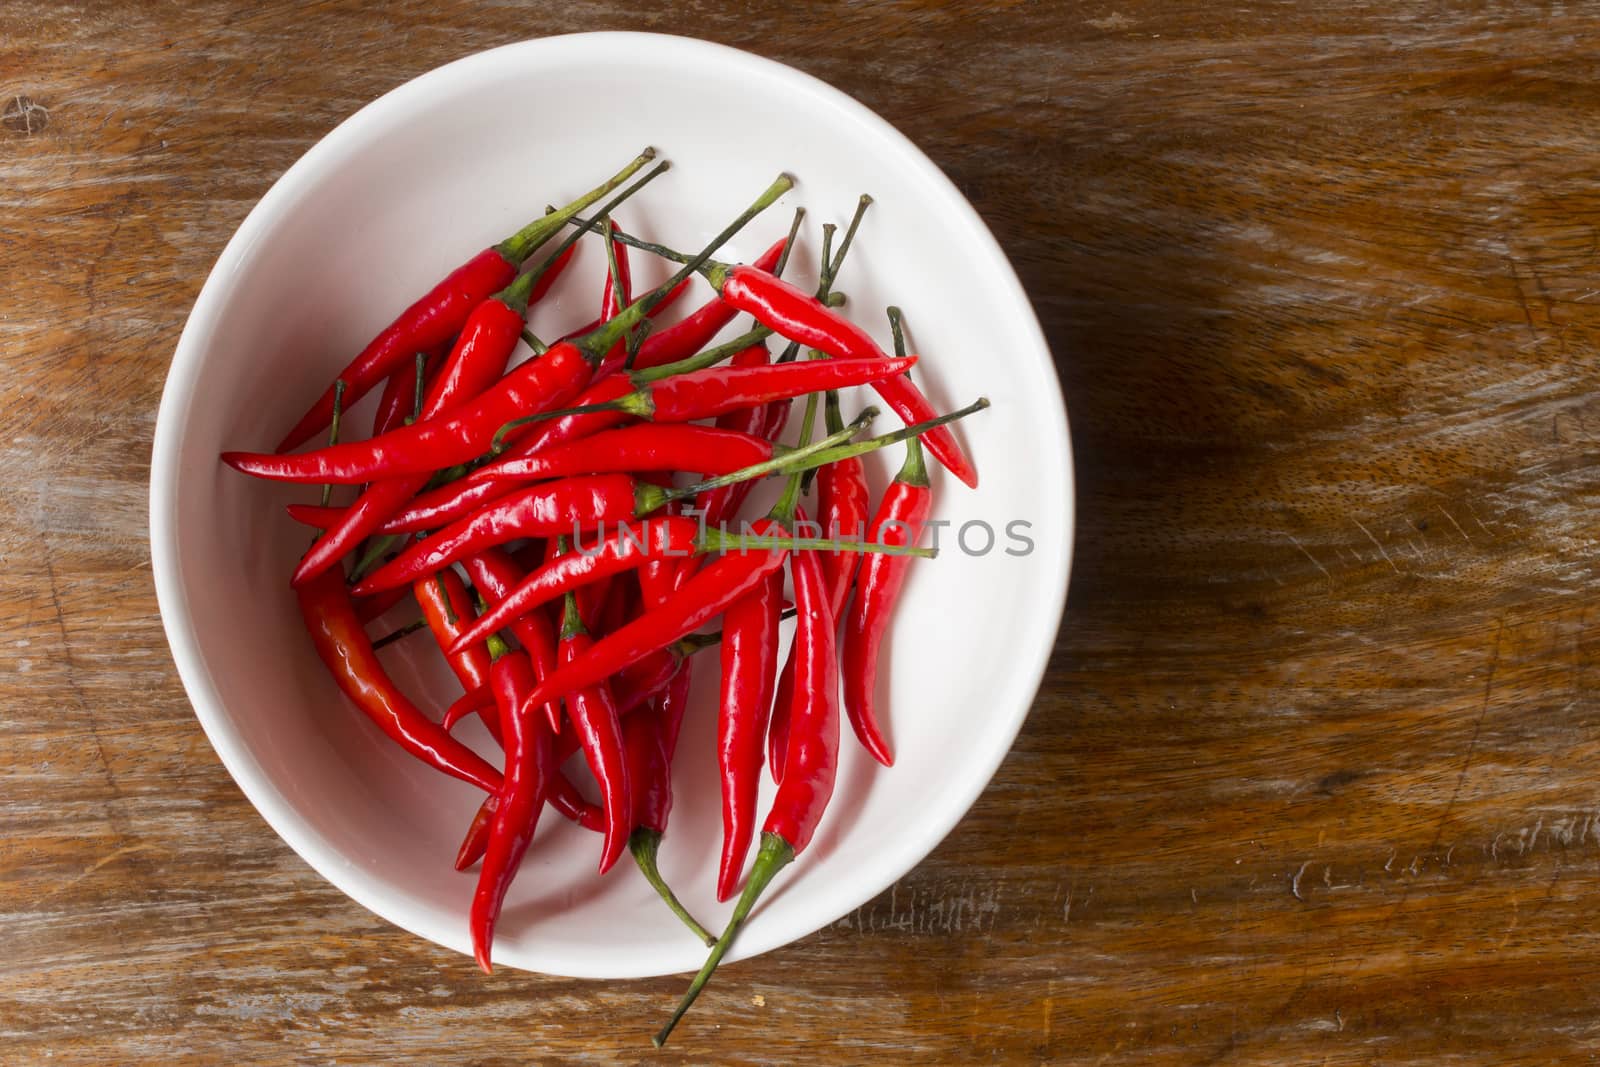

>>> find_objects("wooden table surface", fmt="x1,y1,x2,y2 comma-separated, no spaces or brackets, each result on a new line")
8,2,1600,1063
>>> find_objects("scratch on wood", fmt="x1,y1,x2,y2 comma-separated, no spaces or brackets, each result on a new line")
1290,861,1312,902
1352,518,1401,575
1286,534,1332,585
1436,505,1472,543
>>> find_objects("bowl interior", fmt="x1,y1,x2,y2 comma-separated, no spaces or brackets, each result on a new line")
152,32,1072,978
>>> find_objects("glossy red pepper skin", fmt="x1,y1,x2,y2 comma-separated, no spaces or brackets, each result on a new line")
768,451,870,778
839,472,930,766
351,474,651,596
816,453,873,593
629,235,786,371
446,517,701,654
718,266,978,488
291,295,528,586
506,374,637,456
461,549,563,731
515,546,788,721
225,342,596,484
415,569,501,745
715,527,783,901
558,612,631,873
286,479,511,538
295,567,501,795
764,533,840,854
623,703,674,832
635,355,915,424
471,650,553,973
468,423,776,487
278,249,517,452
694,343,775,528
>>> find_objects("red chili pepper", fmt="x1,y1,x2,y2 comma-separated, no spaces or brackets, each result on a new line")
557,592,631,874
461,549,563,732
629,235,787,371
441,517,701,650
415,569,501,745
548,772,605,832
622,697,713,946
655,534,838,1046
714,519,783,901
766,400,871,779
228,341,599,484
451,627,720,872
710,263,977,488
516,544,788,723
277,151,652,452
453,743,599,872
840,306,935,765
467,423,778,486
763,532,841,852
352,478,679,596
621,537,715,943
441,682,491,733
840,435,930,767
291,274,538,586
471,649,554,973
295,567,501,795
515,354,915,433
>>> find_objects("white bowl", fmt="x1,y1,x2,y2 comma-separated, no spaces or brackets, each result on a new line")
150,32,1072,979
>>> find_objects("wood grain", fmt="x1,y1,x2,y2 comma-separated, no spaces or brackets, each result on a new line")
7,1,1600,1062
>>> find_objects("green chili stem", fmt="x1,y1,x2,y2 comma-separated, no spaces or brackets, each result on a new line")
495,147,657,264
349,533,400,584
371,617,426,650
655,832,795,1047
575,226,690,264
410,352,427,422
436,573,457,624
622,317,655,372
601,214,623,306
320,379,347,508
887,307,929,488
514,160,670,304
630,829,716,947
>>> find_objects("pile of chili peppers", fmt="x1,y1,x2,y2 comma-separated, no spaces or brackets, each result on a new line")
221,148,989,1045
